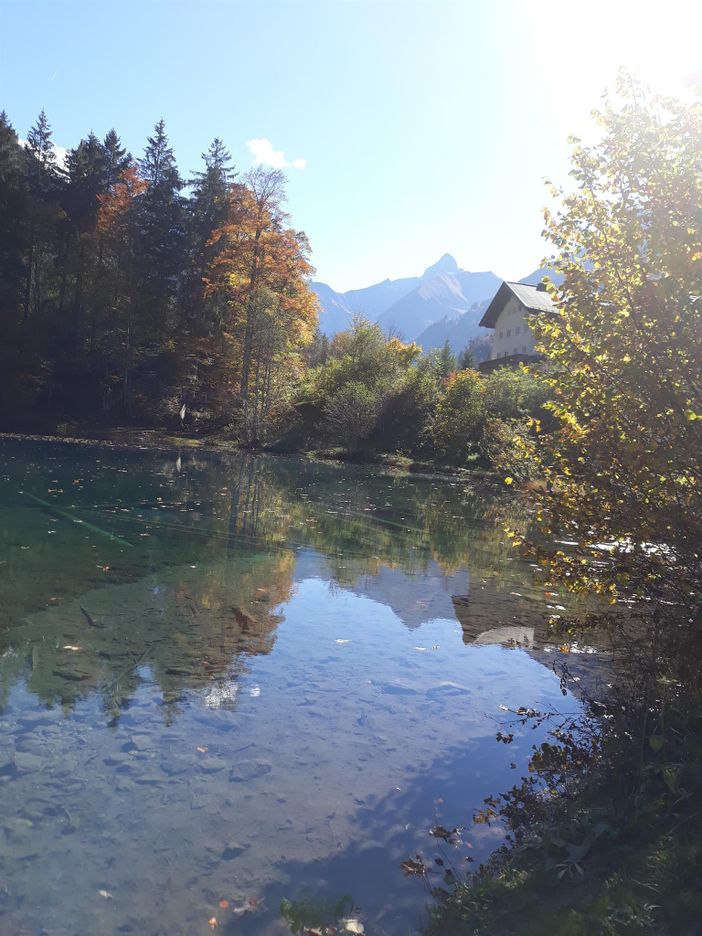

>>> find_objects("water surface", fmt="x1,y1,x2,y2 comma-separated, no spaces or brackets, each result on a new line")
0,440,599,935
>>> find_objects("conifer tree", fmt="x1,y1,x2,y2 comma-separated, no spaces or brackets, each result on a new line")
23,109,63,326
135,118,186,337
0,112,27,323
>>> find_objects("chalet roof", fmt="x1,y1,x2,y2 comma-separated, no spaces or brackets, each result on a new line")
479,281,557,329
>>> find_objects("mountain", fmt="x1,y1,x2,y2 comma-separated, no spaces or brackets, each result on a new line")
312,253,500,341
519,266,564,287
309,282,355,335
341,276,418,320
312,255,560,349
414,301,491,355
376,269,501,340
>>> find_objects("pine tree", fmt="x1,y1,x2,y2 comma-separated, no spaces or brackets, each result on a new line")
102,129,129,190
0,112,28,322
457,344,475,370
437,339,457,378
134,119,186,336
22,109,64,326
185,137,235,329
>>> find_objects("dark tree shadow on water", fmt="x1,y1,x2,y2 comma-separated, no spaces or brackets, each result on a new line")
220,736,533,936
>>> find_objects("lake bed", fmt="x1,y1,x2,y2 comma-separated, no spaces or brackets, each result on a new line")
0,440,604,935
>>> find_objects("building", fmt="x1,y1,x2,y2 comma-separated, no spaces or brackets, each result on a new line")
478,280,557,371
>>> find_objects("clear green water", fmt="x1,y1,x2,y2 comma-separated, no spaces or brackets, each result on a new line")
0,439,596,935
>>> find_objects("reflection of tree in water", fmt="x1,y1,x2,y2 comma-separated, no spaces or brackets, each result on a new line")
1,546,295,720
0,439,538,718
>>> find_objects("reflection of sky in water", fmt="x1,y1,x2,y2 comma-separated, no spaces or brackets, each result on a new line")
0,440,601,935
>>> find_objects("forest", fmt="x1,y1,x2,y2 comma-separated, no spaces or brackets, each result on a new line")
0,109,547,471
0,111,317,443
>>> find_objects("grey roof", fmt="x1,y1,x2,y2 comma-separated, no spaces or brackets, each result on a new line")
479,281,557,328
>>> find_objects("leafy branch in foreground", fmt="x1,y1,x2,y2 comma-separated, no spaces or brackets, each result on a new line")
424,75,702,935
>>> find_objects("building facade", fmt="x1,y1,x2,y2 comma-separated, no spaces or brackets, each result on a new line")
478,280,556,371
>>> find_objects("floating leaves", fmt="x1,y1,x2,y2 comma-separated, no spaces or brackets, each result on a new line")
429,824,461,843
400,856,426,876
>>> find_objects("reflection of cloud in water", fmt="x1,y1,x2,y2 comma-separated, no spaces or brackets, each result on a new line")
204,680,239,709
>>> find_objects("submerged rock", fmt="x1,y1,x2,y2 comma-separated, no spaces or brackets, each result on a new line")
14,752,44,772
229,760,272,783
222,839,248,859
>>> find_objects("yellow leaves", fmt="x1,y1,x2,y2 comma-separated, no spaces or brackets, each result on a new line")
504,477,514,486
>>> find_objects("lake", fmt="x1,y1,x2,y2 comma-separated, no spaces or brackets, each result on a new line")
0,438,604,935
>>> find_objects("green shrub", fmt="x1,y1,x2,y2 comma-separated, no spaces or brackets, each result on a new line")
323,381,380,451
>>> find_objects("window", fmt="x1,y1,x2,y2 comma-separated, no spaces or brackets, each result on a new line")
515,325,520,336
498,330,503,339
506,329,511,337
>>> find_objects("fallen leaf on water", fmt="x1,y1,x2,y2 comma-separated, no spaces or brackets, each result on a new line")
196,746,208,754
98,890,113,899
335,639,350,645
207,917,218,929
429,825,459,842
341,919,365,934
400,857,426,876
218,899,229,909
62,645,82,652
231,897,262,916
414,646,427,651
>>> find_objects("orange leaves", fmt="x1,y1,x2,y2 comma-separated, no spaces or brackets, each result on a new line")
97,166,147,240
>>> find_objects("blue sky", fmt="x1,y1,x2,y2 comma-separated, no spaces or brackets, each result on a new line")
1,0,699,290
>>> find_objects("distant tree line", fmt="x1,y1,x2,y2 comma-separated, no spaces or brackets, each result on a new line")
0,108,550,466
0,110,316,442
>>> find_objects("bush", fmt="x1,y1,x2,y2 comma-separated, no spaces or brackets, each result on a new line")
323,381,380,451
431,370,486,464
482,367,550,420
481,418,539,478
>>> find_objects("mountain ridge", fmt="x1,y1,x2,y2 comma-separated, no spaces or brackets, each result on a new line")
312,255,558,353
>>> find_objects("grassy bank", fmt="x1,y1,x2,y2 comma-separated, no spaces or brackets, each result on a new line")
0,427,503,482
424,656,702,935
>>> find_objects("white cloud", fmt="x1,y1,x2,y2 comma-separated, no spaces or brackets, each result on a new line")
246,137,307,170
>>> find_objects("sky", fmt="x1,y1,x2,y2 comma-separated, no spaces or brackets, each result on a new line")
1,0,701,291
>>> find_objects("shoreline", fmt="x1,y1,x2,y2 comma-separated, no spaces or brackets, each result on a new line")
0,428,499,484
